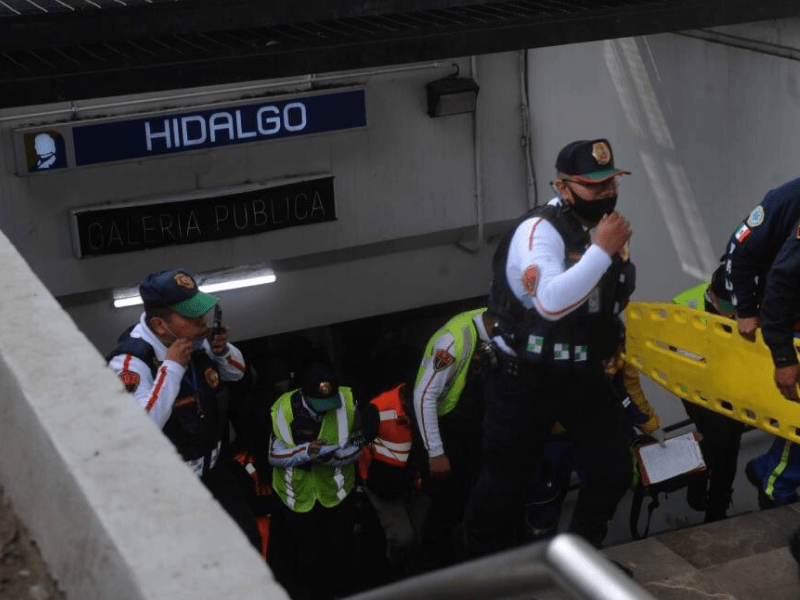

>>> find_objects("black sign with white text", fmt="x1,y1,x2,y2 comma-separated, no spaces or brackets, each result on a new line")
72,177,336,257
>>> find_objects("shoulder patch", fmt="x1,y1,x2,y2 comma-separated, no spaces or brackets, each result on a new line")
522,265,539,295
746,205,765,227
119,371,140,392
433,349,455,371
734,222,751,243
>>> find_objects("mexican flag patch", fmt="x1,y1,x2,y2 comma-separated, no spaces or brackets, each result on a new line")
734,222,751,243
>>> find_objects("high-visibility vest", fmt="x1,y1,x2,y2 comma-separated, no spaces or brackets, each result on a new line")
271,388,356,513
416,308,484,416
358,384,413,481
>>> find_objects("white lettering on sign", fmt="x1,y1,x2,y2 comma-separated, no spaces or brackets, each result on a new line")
85,210,205,252
212,191,325,233
144,102,309,152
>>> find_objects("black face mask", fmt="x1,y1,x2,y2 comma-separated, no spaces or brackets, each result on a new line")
567,187,617,224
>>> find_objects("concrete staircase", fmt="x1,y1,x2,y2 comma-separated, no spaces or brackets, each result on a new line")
602,504,800,600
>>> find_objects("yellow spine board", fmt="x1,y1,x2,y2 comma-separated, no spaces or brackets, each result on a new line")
623,301,800,443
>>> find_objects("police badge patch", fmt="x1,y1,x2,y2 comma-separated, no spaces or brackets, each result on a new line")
746,205,765,227
174,272,195,289
205,367,220,388
433,349,455,371
592,142,611,166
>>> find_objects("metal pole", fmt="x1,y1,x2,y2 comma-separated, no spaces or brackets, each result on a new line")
343,534,657,600
546,535,658,600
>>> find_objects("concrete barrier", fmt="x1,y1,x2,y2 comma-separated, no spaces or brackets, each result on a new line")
0,229,287,600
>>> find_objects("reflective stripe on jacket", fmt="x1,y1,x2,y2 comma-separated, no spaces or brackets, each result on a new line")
271,388,356,512
359,384,413,480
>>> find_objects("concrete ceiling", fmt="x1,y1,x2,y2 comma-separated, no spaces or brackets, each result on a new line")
2,0,799,109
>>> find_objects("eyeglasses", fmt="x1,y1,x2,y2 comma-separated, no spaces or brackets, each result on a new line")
561,177,620,196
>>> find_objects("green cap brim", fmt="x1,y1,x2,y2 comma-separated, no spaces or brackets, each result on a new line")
170,291,219,318
570,167,631,183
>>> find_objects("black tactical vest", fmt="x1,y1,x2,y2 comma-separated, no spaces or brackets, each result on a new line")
107,331,227,469
488,203,635,368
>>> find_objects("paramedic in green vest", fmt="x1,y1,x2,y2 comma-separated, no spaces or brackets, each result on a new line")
268,362,364,600
413,306,495,569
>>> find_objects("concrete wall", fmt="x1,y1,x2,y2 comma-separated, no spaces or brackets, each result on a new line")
0,57,523,354
0,229,285,600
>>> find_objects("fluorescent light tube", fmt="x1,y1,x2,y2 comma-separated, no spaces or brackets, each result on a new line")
200,273,276,293
113,269,276,308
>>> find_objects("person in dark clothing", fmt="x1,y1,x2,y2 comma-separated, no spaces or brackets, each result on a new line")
107,268,262,551
107,268,247,476
714,177,800,564
412,308,494,569
461,139,635,554
674,266,746,523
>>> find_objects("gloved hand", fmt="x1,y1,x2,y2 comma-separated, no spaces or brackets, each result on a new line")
649,427,667,448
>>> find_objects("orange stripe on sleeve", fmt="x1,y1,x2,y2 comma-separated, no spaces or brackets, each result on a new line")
146,365,169,412
226,356,246,373
536,293,592,318
528,218,543,251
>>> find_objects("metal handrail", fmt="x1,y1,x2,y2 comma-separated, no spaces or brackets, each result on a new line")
343,533,657,600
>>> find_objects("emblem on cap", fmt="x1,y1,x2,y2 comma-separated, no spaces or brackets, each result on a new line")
591,142,611,166
318,381,332,396
174,272,196,289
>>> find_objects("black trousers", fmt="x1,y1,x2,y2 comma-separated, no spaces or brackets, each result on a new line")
419,406,483,571
681,399,744,519
462,358,632,554
268,495,356,600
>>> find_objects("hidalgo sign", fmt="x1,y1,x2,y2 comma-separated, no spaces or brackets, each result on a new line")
71,176,336,257
15,88,366,174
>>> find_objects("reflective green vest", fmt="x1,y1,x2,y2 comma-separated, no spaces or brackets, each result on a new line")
415,308,484,416
671,281,710,308
271,388,356,513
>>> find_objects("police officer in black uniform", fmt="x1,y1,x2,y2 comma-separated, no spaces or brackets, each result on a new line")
717,176,800,565
107,269,259,548
461,139,635,554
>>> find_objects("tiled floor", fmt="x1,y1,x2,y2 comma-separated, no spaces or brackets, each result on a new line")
602,504,800,600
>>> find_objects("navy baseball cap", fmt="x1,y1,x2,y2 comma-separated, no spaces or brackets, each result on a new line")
555,139,631,183
301,362,342,411
139,269,219,318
